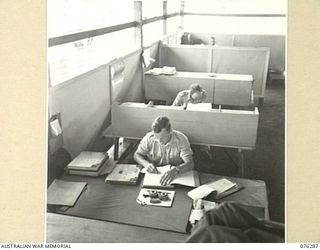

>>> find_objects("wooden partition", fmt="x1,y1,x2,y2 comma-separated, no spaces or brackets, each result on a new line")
211,46,270,98
145,71,253,106
106,102,259,149
159,45,212,72
145,72,214,104
158,44,269,98
181,33,285,73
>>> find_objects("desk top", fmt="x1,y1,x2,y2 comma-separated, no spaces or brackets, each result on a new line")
47,172,268,242
145,71,253,82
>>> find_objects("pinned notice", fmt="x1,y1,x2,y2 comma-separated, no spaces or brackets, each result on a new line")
50,118,62,137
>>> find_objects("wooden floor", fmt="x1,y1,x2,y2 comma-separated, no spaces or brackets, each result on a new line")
46,213,188,243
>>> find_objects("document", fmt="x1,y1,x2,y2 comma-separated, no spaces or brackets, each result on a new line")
142,165,200,188
186,103,212,112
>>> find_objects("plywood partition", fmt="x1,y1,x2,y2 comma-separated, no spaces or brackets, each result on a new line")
211,46,270,98
145,72,214,104
145,72,253,106
109,103,259,149
159,45,212,72
233,35,285,73
179,33,285,73
158,44,269,98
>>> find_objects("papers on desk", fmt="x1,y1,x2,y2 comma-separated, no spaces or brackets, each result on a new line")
146,66,176,76
142,165,200,188
188,178,236,200
189,200,217,224
47,179,87,207
186,103,212,112
136,188,175,207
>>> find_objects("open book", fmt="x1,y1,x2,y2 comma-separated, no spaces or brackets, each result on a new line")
188,178,237,200
142,165,200,188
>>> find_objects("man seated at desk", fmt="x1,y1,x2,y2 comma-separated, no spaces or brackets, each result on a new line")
172,83,207,107
134,116,194,186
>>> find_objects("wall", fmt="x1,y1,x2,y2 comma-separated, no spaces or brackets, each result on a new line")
48,50,143,158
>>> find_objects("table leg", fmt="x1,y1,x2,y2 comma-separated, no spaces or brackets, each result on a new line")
238,149,244,177
113,137,119,161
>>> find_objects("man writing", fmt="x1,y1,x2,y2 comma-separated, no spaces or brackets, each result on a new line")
172,83,207,108
134,116,194,186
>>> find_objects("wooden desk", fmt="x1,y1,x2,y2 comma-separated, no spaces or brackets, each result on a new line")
103,102,259,176
47,173,269,243
145,71,253,106
47,213,188,243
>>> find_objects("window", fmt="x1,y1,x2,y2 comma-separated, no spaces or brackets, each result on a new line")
167,16,180,35
184,0,286,14
143,20,164,47
48,0,134,38
48,28,137,86
167,0,181,14
142,1,163,19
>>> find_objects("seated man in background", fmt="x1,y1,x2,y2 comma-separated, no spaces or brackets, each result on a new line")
208,36,216,46
134,116,194,186
172,83,207,108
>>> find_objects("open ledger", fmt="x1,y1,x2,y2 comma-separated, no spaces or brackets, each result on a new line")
188,178,238,200
142,165,200,188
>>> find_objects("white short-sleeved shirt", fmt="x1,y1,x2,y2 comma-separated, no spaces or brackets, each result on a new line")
136,130,193,166
172,90,207,106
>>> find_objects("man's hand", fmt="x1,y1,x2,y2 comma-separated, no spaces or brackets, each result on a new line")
146,164,159,174
160,168,179,186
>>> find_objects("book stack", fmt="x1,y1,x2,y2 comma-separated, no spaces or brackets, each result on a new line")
66,151,109,176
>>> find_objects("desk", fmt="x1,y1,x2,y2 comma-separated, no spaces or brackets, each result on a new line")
103,102,259,176
47,173,269,243
145,71,253,106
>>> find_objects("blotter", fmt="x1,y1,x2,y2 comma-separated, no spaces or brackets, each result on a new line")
47,179,87,207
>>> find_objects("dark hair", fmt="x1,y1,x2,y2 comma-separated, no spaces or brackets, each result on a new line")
190,84,203,95
152,116,171,133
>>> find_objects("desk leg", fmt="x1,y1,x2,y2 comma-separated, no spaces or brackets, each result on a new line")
238,149,244,177
113,137,119,161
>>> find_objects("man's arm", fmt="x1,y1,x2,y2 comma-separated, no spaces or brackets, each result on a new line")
160,155,194,185
134,151,158,173
172,92,183,106
175,155,194,174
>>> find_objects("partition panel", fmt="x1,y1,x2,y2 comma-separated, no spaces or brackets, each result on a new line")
159,45,211,72
211,46,269,97
110,103,259,149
